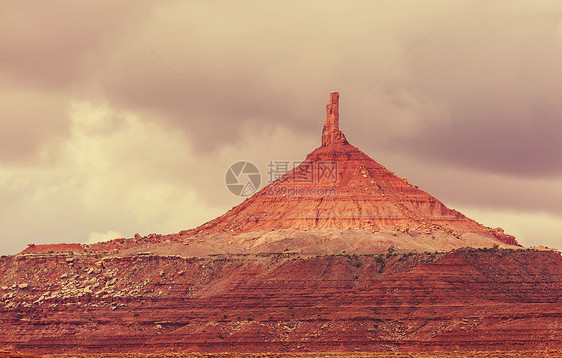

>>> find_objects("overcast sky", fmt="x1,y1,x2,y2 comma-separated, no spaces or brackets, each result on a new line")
1,1,561,254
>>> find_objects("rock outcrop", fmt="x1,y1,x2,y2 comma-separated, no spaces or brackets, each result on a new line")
19,92,518,257
0,249,560,353
175,92,518,251
321,92,347,146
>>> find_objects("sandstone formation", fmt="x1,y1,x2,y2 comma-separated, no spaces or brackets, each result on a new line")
0,249,561,353
321,92,347,146
20,92,518,258
173,92,518,254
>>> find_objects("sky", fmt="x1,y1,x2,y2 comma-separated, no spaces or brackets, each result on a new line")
1,0,561,254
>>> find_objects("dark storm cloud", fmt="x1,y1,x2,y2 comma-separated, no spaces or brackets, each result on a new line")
0,1,157,163
2,1,562,175
0,2,156,89
393,7,562,177
0,90,68,163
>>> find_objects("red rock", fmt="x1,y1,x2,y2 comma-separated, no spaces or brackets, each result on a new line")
321,91,347,146
0,249,560,353
18,93,518,256
19,243,86,255
176,92,518,251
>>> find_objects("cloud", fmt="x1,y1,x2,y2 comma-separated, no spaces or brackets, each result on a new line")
0,1,158,164
0,89,69,164
0,1,561,253
0,100,316,254
458,207,562,248
0,102,223,254
0,1,157,89
88,230,123,244
398,15,562,177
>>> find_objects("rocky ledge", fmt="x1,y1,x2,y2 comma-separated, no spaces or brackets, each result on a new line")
0,248,560,354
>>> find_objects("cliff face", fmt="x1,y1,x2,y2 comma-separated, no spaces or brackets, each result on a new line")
1,249,560,353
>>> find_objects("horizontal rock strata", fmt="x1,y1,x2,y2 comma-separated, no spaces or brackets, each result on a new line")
0,249,560,353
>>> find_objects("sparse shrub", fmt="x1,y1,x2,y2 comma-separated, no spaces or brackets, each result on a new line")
247,317,254,322
133,313,140,317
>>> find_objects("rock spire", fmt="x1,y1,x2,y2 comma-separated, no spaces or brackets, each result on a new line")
321,91,347,146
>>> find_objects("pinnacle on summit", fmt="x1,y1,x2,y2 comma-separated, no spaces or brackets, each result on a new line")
321,92,347,146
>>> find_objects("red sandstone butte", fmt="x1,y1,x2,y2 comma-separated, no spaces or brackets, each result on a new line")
21,92,518,257
171,92,518,255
